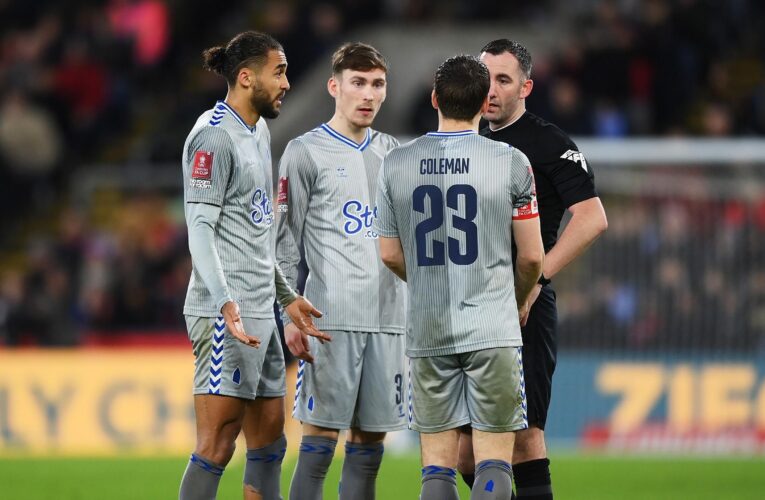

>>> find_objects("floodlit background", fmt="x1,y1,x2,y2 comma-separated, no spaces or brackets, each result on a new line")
1,0,765,498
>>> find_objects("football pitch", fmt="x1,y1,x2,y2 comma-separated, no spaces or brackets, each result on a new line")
2,453,764,499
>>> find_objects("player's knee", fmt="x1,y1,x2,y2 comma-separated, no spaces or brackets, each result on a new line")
347,429,385,444
196,437,236,466
457,453,475,475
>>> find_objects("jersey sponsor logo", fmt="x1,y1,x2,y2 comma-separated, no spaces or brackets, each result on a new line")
561,149,588,172
250,188,274,226
342,199,378,239
190,151,213,189
277,177,288,213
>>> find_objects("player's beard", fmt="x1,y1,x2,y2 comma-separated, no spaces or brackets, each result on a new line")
251,85,281,119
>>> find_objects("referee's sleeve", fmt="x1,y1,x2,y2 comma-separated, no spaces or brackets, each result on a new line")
183,127,235,206
545,137,598,208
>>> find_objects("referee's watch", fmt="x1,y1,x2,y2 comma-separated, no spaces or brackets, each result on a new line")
538,273,551,286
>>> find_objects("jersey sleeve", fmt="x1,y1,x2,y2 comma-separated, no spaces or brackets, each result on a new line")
184,127,236,206
510,149,539,220
543,134,598,208
275,139,317,294
373,155,398,237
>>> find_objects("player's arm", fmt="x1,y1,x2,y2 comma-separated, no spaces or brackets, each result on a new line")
184,129,259,347
513,217,544,311
542,140,607,280
373,154,406,280
510,150,544,318
274,139,326,360
379,237,407,282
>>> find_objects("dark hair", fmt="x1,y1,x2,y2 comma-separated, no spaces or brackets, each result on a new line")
202,31,283,85
331,42,388,75
433,55,490,121
481,39,532,79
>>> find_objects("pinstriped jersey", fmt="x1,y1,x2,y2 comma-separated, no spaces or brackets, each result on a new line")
275,124,407,334
373,131,537,357
183,101,276,318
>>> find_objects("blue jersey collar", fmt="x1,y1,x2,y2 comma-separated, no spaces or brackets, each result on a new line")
425,130,476,137
215,101,257,133
321,123,371,151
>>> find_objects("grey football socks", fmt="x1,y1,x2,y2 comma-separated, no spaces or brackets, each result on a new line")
471,459,514,499
289,435,337,500
339,442,384,500
179,453,224,500
420,465,459,500
245,434,287,500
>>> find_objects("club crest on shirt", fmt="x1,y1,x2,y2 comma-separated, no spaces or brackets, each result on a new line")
190,150,213,189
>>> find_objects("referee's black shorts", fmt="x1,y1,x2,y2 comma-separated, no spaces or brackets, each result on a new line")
520,285,557,430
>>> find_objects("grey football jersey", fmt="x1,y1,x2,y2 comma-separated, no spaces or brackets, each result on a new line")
373,131,537,357
275,124,407,334
183,101,276,318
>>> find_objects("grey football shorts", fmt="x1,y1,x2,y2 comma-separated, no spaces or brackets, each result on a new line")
409,347,528,433
186,315,286,400
292,331,407,432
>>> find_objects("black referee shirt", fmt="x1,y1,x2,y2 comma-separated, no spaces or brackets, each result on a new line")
481,111,598,253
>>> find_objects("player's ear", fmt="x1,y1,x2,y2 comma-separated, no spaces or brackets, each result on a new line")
238,67,253,89
328,75,338,98
520,78,533,99
430,89,438,110
479,95,490,115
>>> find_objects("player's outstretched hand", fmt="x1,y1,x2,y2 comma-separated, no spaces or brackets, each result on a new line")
284,323,314,363
285,296,331,343
519,283,543,327
221,300,261,347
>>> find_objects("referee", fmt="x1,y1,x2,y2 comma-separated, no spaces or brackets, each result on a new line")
458,39,608,500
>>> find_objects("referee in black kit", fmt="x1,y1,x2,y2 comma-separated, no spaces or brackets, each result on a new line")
458,39,608,500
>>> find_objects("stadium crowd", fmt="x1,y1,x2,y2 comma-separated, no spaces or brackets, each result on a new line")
1,0,764,349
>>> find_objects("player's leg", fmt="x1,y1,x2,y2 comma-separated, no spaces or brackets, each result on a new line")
420,430,461,500
180,316,248,500
514,286,557,500
465,347,528,499
410,354,468,500
289,423,340,500
340,429,386,500
290,331,363,499
181,394,247,500
242,319,288,500
339,332,407,500
457,426,475,488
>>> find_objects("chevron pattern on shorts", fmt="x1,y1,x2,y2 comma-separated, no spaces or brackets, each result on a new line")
292,359,305,415
209,316,225,394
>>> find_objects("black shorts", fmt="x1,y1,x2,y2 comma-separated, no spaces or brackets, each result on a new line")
520,285,557,429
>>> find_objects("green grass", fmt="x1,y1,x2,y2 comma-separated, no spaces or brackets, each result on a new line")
1,454,764,499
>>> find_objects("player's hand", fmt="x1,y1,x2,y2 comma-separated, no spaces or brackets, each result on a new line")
519,284,543,327
221,301,261,347
285,296,331,343
284,323,314,363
